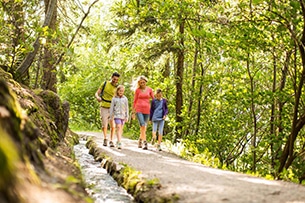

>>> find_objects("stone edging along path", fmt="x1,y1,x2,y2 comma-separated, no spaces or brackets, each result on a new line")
84,136,179,203
79,132,305,203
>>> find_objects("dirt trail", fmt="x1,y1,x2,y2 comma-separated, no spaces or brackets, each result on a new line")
79,132,305,203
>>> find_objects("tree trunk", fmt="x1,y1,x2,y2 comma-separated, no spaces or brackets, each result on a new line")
272,50,290,176
14,0,57,82
174,19,185,142
41,0,58,92
196,64,204,136
186,38,199,136
247,53,257,172
1,0,26,81
278,0,305,173
270,47,276,170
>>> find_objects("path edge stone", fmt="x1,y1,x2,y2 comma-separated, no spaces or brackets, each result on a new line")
84,136,179,203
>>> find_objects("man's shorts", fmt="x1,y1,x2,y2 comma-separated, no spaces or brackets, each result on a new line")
100,107,110,127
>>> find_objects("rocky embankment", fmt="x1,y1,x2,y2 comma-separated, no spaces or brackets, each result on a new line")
0,69,90,203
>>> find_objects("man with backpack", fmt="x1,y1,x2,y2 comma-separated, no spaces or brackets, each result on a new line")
95,72,120,147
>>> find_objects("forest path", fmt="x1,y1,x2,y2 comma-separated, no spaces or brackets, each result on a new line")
78,132,305,203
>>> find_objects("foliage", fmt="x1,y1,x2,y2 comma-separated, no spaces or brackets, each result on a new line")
91,0,305,182
3,0,305,184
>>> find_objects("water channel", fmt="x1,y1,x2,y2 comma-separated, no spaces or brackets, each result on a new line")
73,140,134,203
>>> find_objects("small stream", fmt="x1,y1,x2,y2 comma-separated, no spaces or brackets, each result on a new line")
74,140,134,203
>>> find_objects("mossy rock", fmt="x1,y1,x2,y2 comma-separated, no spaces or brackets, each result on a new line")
0,128,19,191
38,90,69,142
0,67,13,80
0,79,42,202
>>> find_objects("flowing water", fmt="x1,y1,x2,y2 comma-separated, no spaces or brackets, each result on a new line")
74,140,134,203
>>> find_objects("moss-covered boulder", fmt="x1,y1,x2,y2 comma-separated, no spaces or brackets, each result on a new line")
0,73,89,203
38,90,70,143
0,79,41,202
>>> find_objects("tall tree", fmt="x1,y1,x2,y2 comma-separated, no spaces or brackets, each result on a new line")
41,0,58,92
174,13,185,142
14,0,57,83
1,0,25,76
278,0,305,174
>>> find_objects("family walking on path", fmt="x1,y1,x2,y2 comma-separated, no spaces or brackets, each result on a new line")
95,72,168,150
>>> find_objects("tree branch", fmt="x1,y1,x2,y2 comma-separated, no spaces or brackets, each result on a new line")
53,0,99,68
15,0,57,80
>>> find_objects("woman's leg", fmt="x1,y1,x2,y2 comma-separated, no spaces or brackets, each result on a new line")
136,113,144,147
136,113,149,149
140,125,146,140
142,114,150,149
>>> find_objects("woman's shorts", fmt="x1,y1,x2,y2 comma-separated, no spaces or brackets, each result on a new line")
136,113,149,126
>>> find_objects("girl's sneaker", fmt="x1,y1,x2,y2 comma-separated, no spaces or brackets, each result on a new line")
157,144,162,151
117,142,122,149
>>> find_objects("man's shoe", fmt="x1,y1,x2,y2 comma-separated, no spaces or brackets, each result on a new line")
103,139,107,146
117,142,122,149
143,141,148,150
138,139,142,148
109,141,115,147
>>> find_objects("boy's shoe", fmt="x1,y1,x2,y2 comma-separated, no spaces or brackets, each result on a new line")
157,144,162,151
138,139,142,148
109,141,115,147
103,139,108,146
117,142,122,149
143,141,148,150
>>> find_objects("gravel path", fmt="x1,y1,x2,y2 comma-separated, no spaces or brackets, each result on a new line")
79,132,305,203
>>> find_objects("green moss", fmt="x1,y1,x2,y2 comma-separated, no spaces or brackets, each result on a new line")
0,68,13,79
0,128,19,191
